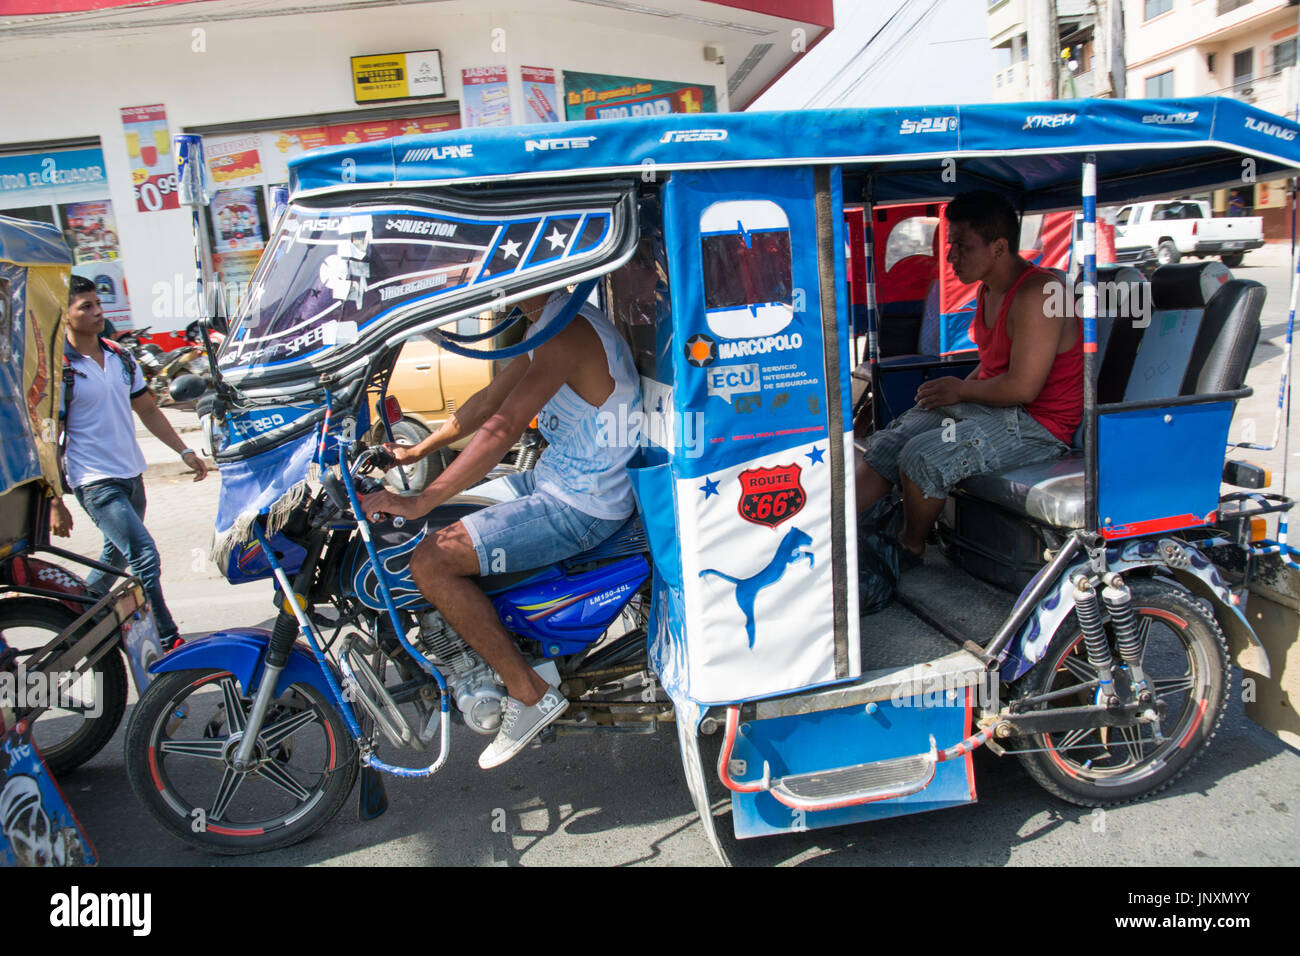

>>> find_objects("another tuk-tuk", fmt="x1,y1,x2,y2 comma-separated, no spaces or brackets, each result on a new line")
126,98,1300,860
0,215,168,866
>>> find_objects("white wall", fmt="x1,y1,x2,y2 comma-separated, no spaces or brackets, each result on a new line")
0,5,727,331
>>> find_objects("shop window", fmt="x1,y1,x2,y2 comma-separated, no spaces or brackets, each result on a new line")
700,200,793,339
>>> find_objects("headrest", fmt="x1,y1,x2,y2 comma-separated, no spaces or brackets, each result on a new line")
1093,264,1146,288
1151,261,1232,310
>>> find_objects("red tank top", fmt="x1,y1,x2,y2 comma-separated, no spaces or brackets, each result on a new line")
969,265,1083,445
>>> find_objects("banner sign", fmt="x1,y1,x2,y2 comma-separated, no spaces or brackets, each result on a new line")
462,66,512,128
352,50,445,104
522,66,560,123
562,70,716,121
120,104,179,213
0,148,106,202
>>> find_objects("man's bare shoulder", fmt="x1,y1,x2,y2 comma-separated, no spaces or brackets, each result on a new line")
531,310,603,368
1012,269,1069,321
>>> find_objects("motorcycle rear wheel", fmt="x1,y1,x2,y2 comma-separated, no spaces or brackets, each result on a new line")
0,598,128,776
125,668,358,854
1012,579,1228,806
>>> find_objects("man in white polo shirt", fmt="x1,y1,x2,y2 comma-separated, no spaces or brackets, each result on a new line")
50,276,208,648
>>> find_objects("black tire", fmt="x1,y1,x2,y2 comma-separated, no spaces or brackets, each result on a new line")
125,667,358,855
1156,240,1180,266
1012,579,1228,807
381,419,444,495
0,598,128,776
1220,252,1244,268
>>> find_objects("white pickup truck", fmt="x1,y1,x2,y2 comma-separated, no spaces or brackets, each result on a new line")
1114,199,1264,268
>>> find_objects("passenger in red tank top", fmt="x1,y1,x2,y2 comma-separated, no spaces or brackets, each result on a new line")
857,190,1082,562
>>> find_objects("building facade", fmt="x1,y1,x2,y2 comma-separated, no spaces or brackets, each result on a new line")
987,0,1300,238
0,0,830,339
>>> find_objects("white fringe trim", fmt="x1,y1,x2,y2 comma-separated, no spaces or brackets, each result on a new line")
210,478,314,568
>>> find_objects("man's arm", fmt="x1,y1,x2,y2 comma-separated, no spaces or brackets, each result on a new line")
131,392,208,481
362,324,584,519
916,276,1063,410
391,353,532,464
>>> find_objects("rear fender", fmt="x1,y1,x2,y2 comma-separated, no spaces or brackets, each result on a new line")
148,627,341,700
1003,538,1266,682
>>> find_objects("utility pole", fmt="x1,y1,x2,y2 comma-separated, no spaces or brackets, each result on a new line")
1026,0,1059,99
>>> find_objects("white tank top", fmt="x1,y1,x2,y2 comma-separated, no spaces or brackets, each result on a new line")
525,293,642,519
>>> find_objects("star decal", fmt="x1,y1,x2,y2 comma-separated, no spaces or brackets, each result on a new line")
546,227,568,251
806,445,825,466
500,238,521,260
700,477,720,499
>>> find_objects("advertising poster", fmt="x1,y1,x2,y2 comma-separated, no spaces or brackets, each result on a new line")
259,114,459,183
71,259,131,326
212,249,263,315
210,187,266,253
563,70,716,121
521,66,560,123
60,199,120,264
462,66,512,128
352,50,445,103
206,134,263,189
120,104,180,212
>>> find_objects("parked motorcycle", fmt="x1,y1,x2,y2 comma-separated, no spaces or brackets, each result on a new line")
116,324,211,406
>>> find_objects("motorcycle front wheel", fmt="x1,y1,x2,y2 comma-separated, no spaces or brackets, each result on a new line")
125,668,358,854
1011,579,1229,806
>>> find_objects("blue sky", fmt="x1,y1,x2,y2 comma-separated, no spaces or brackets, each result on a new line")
751,0,996,110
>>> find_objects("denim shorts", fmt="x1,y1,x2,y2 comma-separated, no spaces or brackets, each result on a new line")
459,471,628,576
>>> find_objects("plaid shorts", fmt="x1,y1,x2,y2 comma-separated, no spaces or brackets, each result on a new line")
862,402,1069,500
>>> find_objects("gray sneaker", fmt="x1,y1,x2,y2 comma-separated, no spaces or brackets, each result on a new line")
478,687,568,770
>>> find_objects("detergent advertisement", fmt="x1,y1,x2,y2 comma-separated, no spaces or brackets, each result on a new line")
563,70,716,121
462,66,512,128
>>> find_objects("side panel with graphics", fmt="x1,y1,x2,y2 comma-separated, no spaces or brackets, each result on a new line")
646,167,857,705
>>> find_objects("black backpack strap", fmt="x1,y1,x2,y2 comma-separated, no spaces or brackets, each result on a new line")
57,355,76,495
100,337,144,397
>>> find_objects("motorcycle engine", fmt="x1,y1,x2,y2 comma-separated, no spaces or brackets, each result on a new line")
416,610,506,735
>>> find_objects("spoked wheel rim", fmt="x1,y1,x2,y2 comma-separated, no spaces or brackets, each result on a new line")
144,671,341,836
1040,606,1213,787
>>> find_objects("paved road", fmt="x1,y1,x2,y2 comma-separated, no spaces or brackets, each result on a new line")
44,248,1300,866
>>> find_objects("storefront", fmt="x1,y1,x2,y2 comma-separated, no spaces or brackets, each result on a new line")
0,0,831,342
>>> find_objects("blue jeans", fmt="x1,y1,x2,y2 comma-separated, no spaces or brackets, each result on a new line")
74,475,179,644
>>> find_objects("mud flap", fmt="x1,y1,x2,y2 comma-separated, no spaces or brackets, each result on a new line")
1243,555,1300,748
674,700,729,865
359,764,389,821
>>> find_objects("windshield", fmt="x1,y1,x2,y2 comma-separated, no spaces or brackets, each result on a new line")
218,188,634,391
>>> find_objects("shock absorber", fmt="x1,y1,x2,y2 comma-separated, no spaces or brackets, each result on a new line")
1102,573,1149,694
1073,575,1117,704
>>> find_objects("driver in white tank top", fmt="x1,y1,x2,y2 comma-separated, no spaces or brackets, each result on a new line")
360,286,643,769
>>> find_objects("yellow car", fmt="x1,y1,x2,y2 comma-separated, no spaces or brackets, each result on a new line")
380,311,533,491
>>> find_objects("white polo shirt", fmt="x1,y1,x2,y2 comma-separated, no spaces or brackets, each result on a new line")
63,343,148,489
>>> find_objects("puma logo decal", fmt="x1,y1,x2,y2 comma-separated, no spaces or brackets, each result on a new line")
699,527,814,647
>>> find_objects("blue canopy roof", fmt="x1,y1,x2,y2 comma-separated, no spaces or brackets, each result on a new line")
289,97,1300,210
0,215,73,267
